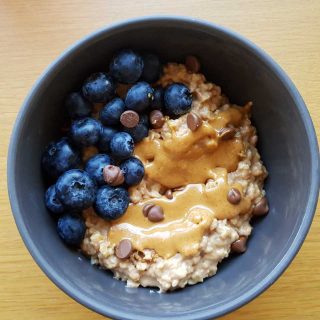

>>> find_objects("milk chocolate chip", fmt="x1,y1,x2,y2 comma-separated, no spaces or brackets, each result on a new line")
142,203,164,222
185,55,200,73
218,127,236,140
150,110,165,129
252,197,269,216
115,239,133,259
165,189,173,200
148,205,165,222
120,110,140,128
142,203,155,217
227,188,241,204
187,112,202,131
103,165,124,186
231,236,247,253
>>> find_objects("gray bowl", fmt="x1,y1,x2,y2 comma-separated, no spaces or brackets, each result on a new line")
7,16,319,320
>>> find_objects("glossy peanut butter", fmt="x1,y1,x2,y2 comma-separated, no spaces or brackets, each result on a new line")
134,107,245,188
108,106,252,259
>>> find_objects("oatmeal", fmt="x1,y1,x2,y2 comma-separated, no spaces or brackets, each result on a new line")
80,63,268,291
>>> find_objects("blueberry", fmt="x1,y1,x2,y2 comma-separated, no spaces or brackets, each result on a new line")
65,91,92,119
70,117,101,147
42,137,80,179
56,169,97,210
120,157,145,186
125,82,154,112
150,87,164,110
123,125,148,143
85,154,113,185
94,185,129,220
98,126,117,152
82,72,115,103
57,213,86,246
100,98,125,126
123,115,149,143
109,49,144,84
45,185,64,216
139,113,149,127
164,83,192,116
110,132,134,160
141,53,161,83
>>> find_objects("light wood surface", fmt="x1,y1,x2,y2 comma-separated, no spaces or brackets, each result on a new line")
1,1,319,319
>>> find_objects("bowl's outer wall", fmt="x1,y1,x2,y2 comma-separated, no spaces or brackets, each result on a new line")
8,18,319,320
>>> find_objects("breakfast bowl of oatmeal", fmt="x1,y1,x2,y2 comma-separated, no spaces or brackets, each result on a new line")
8,16,319,320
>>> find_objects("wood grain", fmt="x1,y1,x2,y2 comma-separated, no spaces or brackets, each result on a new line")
0,1,319,319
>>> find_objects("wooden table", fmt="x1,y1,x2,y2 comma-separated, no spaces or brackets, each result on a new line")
1,1,319,319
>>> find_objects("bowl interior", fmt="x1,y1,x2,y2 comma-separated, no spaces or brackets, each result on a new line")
9,18,318,320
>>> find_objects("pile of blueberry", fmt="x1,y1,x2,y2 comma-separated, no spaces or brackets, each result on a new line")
42,49,193,248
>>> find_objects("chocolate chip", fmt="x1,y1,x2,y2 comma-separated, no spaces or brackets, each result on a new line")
185,55,200,73
150,110,165,129
165,189,173,200
148,205,164,222
252,197,269,216
142,203,155,217
142,203,164,222
103,165,124,186
120,110,140,128
227,188,241,204
218,127,236,140
187,112,202,131
115,239,133,259
231,236,247,253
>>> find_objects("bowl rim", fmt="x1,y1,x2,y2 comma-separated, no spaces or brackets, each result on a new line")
7,15,320,320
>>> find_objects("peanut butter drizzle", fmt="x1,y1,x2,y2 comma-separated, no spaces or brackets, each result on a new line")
109,169,251,258
134,107,245,188
107,106,252,259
